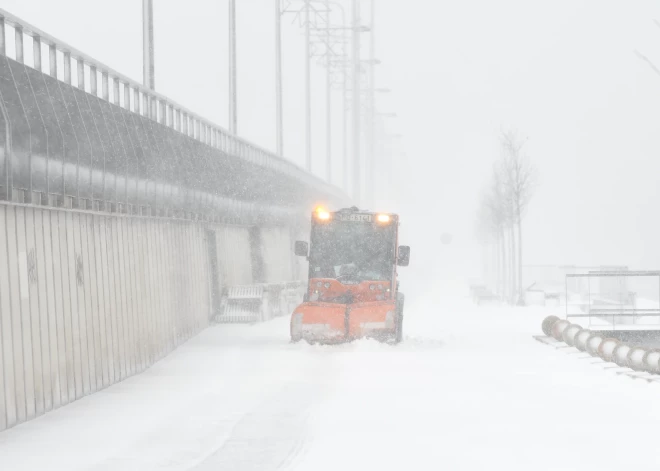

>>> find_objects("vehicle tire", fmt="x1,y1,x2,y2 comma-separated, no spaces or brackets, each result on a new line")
395,293,405,344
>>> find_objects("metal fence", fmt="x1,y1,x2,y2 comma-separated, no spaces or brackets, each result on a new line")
0,9,348,223
565,271,660,330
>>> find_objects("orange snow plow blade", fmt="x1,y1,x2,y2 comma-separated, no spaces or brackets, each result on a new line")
347,301,396,340
291,301,396,343
291,303,347,343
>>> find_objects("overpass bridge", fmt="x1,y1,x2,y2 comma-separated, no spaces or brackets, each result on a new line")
0,7,350,432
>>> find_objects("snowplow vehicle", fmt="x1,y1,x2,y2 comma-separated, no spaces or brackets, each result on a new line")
290,206,410,344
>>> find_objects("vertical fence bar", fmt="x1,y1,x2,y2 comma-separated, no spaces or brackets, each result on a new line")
77,59,85,90
101,72,109,100
90,66,97,96
151,97,157,121
33,36,41,71
49,44,57,77
63,52,71,84
0,17,5,56
15,26,23,63
113,78,120,106
134,88,140,114
124,83,130,110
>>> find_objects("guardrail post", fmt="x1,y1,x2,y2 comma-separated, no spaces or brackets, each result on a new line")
123,82,130,110
101,71,109,100
134,88,140,114
150,96,157,120
15,25,23,63
77,59,84,90
49,44,57,77
113,77,120,106
33,36,41,71
90,66,97,96
0,17,5,56
142,93,148,117
63,51,71,84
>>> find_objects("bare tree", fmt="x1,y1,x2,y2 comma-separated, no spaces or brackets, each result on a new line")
475,130,536,305
499,130,537,304
476,166,511,299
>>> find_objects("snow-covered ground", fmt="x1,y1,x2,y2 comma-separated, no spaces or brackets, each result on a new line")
1,280,660,471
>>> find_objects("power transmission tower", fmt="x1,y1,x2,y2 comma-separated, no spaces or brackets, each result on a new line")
282,0,368,201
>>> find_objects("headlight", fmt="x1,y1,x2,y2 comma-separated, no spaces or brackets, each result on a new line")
369,284,376,290
324,282,331,289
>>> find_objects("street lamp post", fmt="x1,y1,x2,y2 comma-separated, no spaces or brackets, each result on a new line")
305,0,312,171
275,0,284,156
352,0,361,203
229,0,238,135
325,0,332,182
142,0,155,90
367,0,376,207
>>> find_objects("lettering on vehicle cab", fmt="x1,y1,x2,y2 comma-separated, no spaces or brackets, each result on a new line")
338,213,372,222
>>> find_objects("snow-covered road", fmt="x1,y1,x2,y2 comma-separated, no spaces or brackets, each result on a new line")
1,281,660,471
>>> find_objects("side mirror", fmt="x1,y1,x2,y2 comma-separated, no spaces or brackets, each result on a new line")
294,240,309,257
397,246,410,267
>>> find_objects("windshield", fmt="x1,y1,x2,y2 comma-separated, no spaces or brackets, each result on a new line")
309,220,396,282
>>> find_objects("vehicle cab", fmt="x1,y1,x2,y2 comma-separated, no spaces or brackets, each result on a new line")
291,206,410,343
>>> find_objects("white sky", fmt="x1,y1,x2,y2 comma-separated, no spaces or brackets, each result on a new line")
4,0,660,278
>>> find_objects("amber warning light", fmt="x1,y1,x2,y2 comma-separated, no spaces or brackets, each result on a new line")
315,207,331,220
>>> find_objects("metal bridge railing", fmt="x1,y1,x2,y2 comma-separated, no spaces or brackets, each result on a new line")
0,8,347,212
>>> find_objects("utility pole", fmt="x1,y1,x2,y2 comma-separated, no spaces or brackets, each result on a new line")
325,0,332,182
304,1,312,171
352,0,361,203
142,0,155,90
228,0,238,135
342,19,349,193
283,0,350,181
275,0,284,156
367,0,376,207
